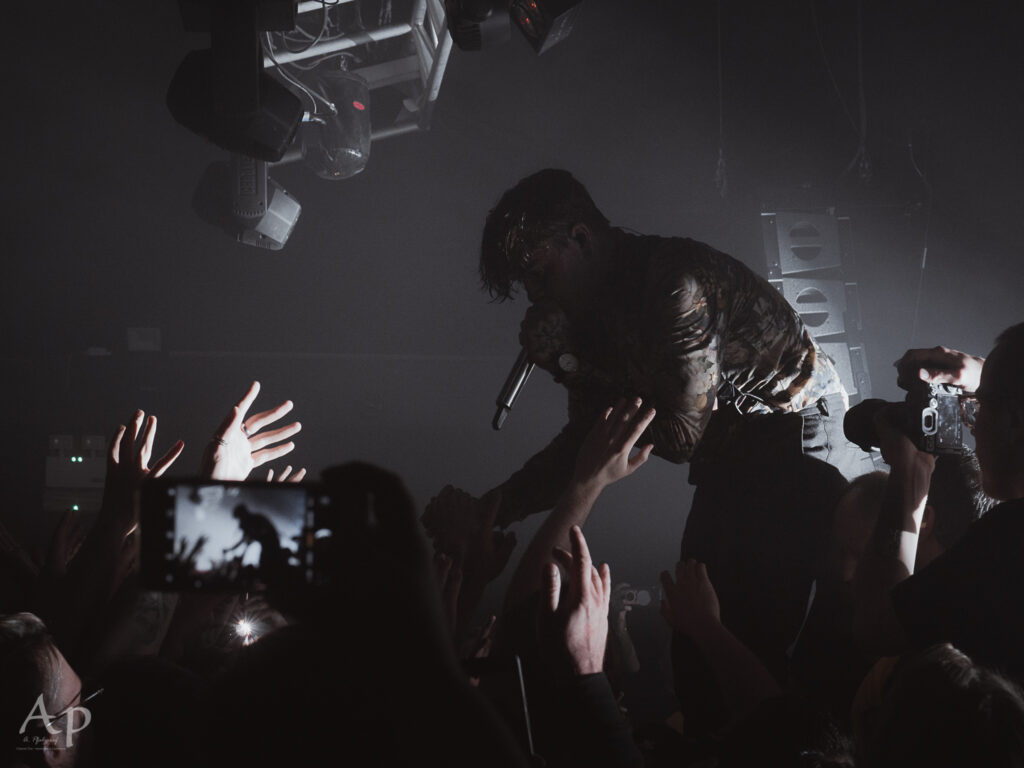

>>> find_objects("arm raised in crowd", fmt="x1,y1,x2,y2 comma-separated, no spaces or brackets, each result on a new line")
536,525,644,768
853,344,985,655
504,397,654,612
853,405,935,655
35,411,183,662
164,382,303,666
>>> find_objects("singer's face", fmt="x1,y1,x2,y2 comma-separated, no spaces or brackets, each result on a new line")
521,237,588,314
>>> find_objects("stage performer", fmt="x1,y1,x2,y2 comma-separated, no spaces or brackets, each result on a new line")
425,169,865,728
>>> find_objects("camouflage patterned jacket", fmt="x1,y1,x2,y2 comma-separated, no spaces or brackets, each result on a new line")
497,233,844,526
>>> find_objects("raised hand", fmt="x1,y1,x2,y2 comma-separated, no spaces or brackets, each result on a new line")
422,487,517,581
544,525,611,676
104,410,185,534
895,346,985,392
571,397,655,491
201,381,302,481
660,559,721,637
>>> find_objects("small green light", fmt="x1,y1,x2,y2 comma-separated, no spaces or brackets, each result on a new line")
72,505,79,511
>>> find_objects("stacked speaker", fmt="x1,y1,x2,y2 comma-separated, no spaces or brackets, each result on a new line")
761,210,872,406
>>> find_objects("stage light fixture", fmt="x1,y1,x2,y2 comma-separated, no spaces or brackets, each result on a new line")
510,0,584,53
446,0,511,50
167,0,303,162
231,154,301,250
302,67,372,180
191,155,300,251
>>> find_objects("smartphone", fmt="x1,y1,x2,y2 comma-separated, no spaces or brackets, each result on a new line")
140,479,332,592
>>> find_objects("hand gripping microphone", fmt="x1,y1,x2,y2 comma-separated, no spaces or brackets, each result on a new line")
492,348,535,430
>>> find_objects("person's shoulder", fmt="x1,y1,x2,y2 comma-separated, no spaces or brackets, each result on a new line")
944,497,1024,551
640,236,731,292
977,498,1024,530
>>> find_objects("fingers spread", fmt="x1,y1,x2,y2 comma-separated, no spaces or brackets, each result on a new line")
109,425,127,466
151,440,185,478
627,443,654,472
138,414,158,469
250,421,302,451
245,400,295,435
626,406,657,446
235,381,261,420
250,442,296,468
120,411,143,467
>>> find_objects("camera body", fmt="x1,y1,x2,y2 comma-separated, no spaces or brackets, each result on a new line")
906,382,966,454
844,382,967,456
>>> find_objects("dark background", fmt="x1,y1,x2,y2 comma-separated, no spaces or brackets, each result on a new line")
2,0,1022,609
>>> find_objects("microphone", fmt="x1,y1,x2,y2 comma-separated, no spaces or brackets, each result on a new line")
493,348,535,430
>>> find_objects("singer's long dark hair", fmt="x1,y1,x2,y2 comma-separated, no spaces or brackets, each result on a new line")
479,168,609,302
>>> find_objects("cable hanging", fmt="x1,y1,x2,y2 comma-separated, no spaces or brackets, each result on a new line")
714,0,728,198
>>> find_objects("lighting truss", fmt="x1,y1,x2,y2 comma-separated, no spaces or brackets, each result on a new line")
263,0,453,142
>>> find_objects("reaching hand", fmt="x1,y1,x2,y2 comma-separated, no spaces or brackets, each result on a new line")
660,559,721,637
104,410,185,534
572,397,655,491
201,381,302,481
544,525,611,676
895,346,985,392
422,487,517,582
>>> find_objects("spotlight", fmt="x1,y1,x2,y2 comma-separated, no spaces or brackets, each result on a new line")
446,0,511,51
167,0,303,162
231,154,301,250
302,68,372,180
191,155,300,251
510,0,584,53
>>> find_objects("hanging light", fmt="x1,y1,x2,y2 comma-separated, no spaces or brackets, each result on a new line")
302,66,372,180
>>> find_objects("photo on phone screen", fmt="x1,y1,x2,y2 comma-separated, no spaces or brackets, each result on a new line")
143,481,315,590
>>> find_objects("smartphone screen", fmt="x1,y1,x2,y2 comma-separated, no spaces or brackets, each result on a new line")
141,480,318,591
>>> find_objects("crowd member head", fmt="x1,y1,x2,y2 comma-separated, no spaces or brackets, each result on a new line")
862,643,1024,768
479,168,611,307
0,614,85,768
970,322,1024,501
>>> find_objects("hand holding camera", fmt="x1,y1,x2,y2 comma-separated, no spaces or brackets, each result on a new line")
845,344,984,456
894,345,985,392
